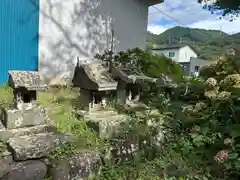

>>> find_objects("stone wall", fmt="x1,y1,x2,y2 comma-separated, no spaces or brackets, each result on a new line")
0,106,101,180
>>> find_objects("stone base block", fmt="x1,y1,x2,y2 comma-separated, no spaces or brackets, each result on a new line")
0,107,47,129
84,114,128,139
49,151,101,180
8,132,72,161
0,124,56,142
0,160,47,180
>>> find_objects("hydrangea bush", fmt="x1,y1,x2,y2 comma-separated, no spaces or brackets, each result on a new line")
171,56,240,179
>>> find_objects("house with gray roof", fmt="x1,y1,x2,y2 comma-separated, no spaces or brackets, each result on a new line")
152,44,198,63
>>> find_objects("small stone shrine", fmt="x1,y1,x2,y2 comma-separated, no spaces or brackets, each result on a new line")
111,66,156,106
72,60,118,111
156,73,178,97
8,71,47,110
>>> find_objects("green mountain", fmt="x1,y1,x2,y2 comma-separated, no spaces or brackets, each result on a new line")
147,26,240,60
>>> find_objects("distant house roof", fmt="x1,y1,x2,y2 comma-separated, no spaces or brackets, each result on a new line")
152,44,189,51
8,71,47,91
152,44,198,55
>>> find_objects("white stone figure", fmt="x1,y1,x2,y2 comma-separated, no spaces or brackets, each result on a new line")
92,93,95,109
26,103,33,110
128,91,132,101
17,102,24,110
16,92,24,110
101,98,107,108
134,94,140,102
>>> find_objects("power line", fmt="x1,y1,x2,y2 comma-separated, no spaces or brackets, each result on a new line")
149,4,221,41
151,5,185,26
148,4,226,57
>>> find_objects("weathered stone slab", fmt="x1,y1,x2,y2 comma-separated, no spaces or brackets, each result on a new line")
49,151,101,180
0,124,56,142
85,114,126,122
1,107,47,129
8,132,72,161
84,114,128,139
0,160,47,180
88,110,118,117
0,157,11,178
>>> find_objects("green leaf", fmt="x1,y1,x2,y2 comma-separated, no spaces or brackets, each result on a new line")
233,158,240,168
228,153,238,160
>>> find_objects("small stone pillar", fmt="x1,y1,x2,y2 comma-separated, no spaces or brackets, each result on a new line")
79,89,92,111
116,81,126,104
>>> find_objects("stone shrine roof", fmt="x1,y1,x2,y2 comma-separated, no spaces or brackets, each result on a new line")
8,71,47,91
156,74,177,88
111,66,156,84
72,60,118,91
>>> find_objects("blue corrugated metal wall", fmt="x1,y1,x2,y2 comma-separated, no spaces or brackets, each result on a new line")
0,0,39,85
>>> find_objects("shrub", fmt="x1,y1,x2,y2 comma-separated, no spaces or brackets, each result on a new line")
95,48,184,83
168,56,240,179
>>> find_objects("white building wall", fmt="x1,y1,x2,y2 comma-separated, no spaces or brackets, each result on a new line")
152,49,180,62
178,46,197,63
189,57,215,76
152,46,197,63
38,0,149,83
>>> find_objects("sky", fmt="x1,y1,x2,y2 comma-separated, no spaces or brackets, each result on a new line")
147,0,240,35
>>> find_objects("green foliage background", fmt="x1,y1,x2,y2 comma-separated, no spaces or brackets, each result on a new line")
147,26,240,60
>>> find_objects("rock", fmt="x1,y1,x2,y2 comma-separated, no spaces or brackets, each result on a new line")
109,138,139,163
1,107,47,129
8,132,72,161
0,157,11,178
84,113,128,139
87,110,118,117
0,124,56,142
1,160,47,180
49,151,101,180
1,150,13,165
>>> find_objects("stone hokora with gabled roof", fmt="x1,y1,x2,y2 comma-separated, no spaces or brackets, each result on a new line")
8,71,47,91
72,60,118,91
8,71,47,109
72,60,118,111
111,66,156,105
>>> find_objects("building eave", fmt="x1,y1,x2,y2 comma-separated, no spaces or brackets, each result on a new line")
144,0,164,6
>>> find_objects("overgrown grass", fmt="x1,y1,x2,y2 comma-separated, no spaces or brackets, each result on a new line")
37,87,107,151
0,85,13,108
0,86,106,152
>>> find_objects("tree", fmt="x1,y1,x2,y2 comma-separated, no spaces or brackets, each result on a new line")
198,0,239,18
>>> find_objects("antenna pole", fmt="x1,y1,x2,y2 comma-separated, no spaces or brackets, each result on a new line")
109,27,114,72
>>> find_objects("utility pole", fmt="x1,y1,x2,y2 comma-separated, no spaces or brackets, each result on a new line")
168,35,171,45
109,27,114,73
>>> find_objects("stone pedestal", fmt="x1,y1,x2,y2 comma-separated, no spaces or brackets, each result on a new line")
79,89,92,111
116,82,126,105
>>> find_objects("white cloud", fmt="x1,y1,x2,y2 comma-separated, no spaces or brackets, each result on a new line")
189,18,240,34
147,0,240,35
147,25,167,34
